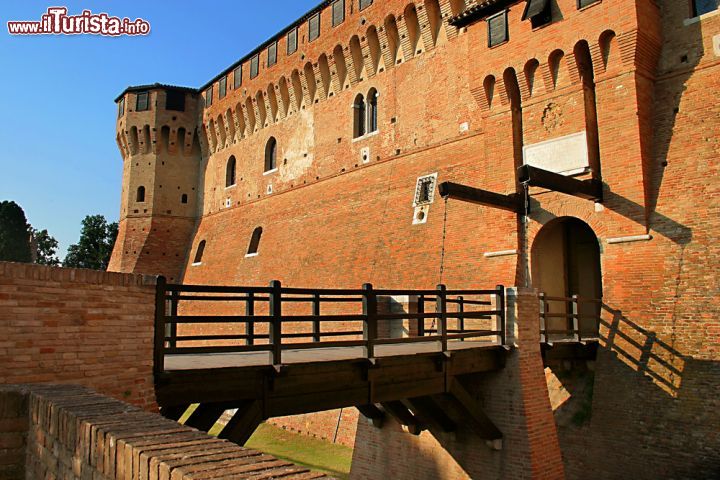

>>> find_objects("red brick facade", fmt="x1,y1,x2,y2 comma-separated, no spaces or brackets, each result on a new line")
0,262,158,410
109,0,720,478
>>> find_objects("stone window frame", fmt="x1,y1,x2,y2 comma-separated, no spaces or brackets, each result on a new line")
413,173,438,207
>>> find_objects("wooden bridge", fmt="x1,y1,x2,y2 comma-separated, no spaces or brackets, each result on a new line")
153,279,510,444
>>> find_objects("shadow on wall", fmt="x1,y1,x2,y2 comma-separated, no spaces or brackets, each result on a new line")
548,300,720,479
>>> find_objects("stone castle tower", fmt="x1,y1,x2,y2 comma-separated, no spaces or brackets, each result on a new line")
109,85,202,283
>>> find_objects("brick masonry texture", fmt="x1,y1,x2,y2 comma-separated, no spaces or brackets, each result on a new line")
0,384,330,480
0,262,158,411
107,0,720,478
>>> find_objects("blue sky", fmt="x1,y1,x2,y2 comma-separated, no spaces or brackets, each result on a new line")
0,0,319,257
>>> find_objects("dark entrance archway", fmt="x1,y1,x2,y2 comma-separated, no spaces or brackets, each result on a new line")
531,217,602,340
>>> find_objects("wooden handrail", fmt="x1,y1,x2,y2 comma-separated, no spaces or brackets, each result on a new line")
155,280,509,373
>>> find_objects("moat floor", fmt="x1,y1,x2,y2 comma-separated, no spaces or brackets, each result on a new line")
165,339,495,370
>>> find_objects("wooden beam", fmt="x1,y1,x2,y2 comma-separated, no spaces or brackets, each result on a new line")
357,404,385,428
407,396,456,432
448,379,502,440
518,165,603,201
438,182,522,213
381,401,423,435
159,405,190,421
218,400,264,446
184,403,228,432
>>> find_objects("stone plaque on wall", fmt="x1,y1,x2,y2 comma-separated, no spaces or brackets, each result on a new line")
714,34,720,57
523,131,589,175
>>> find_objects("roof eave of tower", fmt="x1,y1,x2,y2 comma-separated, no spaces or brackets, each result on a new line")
449,0,521,28
114,83,198,103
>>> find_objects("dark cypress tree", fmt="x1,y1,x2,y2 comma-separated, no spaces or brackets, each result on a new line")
0,201,32,263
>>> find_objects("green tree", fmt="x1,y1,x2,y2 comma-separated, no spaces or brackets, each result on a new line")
63,215,118,270
31,228,60,266
0,201,32,263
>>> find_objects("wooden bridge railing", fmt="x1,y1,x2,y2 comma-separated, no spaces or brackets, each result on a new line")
154,278,506,374
539,293,602,344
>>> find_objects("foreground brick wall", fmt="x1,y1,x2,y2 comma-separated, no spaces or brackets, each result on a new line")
0,262,158,410
0,384,329,480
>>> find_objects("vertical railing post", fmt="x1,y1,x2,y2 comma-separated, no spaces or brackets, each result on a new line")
269,280,282,366
245,291,255,346
539,292,547,344
362,284,377,359
154,276,167,376
436,285,448,353
496,285,506,346
457,296,465,341
169,289,178,349
417,295,425,337
572,294,580,343
312,293,321,343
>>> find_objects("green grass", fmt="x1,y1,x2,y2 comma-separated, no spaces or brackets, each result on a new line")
245,423,353,480
179,406,352,479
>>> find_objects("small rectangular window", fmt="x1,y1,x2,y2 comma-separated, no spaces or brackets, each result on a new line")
136,92,149,111
359,0,373,10
118,97,125,117
267,42,277,67
205,86,213,108
287,28,298,55
487,11,508,48
309,13,321,42
523,0,552,28
250,54,259,79
219,76,227,99
413,174,438,206
165,90,186,111
692,0,719,16
577,0,600,8
332,0,345,27
233,65,242,89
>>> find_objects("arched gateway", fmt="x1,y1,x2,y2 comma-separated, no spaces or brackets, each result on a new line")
531,217,602,341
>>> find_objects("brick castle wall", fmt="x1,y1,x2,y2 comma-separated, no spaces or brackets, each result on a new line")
0,384,329,480
0,262,158,411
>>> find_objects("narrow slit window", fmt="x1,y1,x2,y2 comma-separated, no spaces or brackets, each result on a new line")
692,0,719,16
268,42,278,67
118,97,125,117
367,89,378,133
353,94,366,138
233,65,242,89
287,27,298,55
332,0,345,27
166,90,185,111
247,227,263,256
523,0,552,28
136,186,146,202
250,54,259,79
265,137,277,172
181,194,188,204
359,0,373,10
226,156,237,187
136,92,149,111
487,11,508,47
219,76,227,99
205,86,213,107
309,13,321,42
193,240,206,264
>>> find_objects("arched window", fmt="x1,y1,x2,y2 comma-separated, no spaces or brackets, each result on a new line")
353,94,366,138
246,227,263,256
367,89,378,133
136,186,145,202
193,240,206,264
181,194,188,204
226,156,236,187
265,137,277,172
